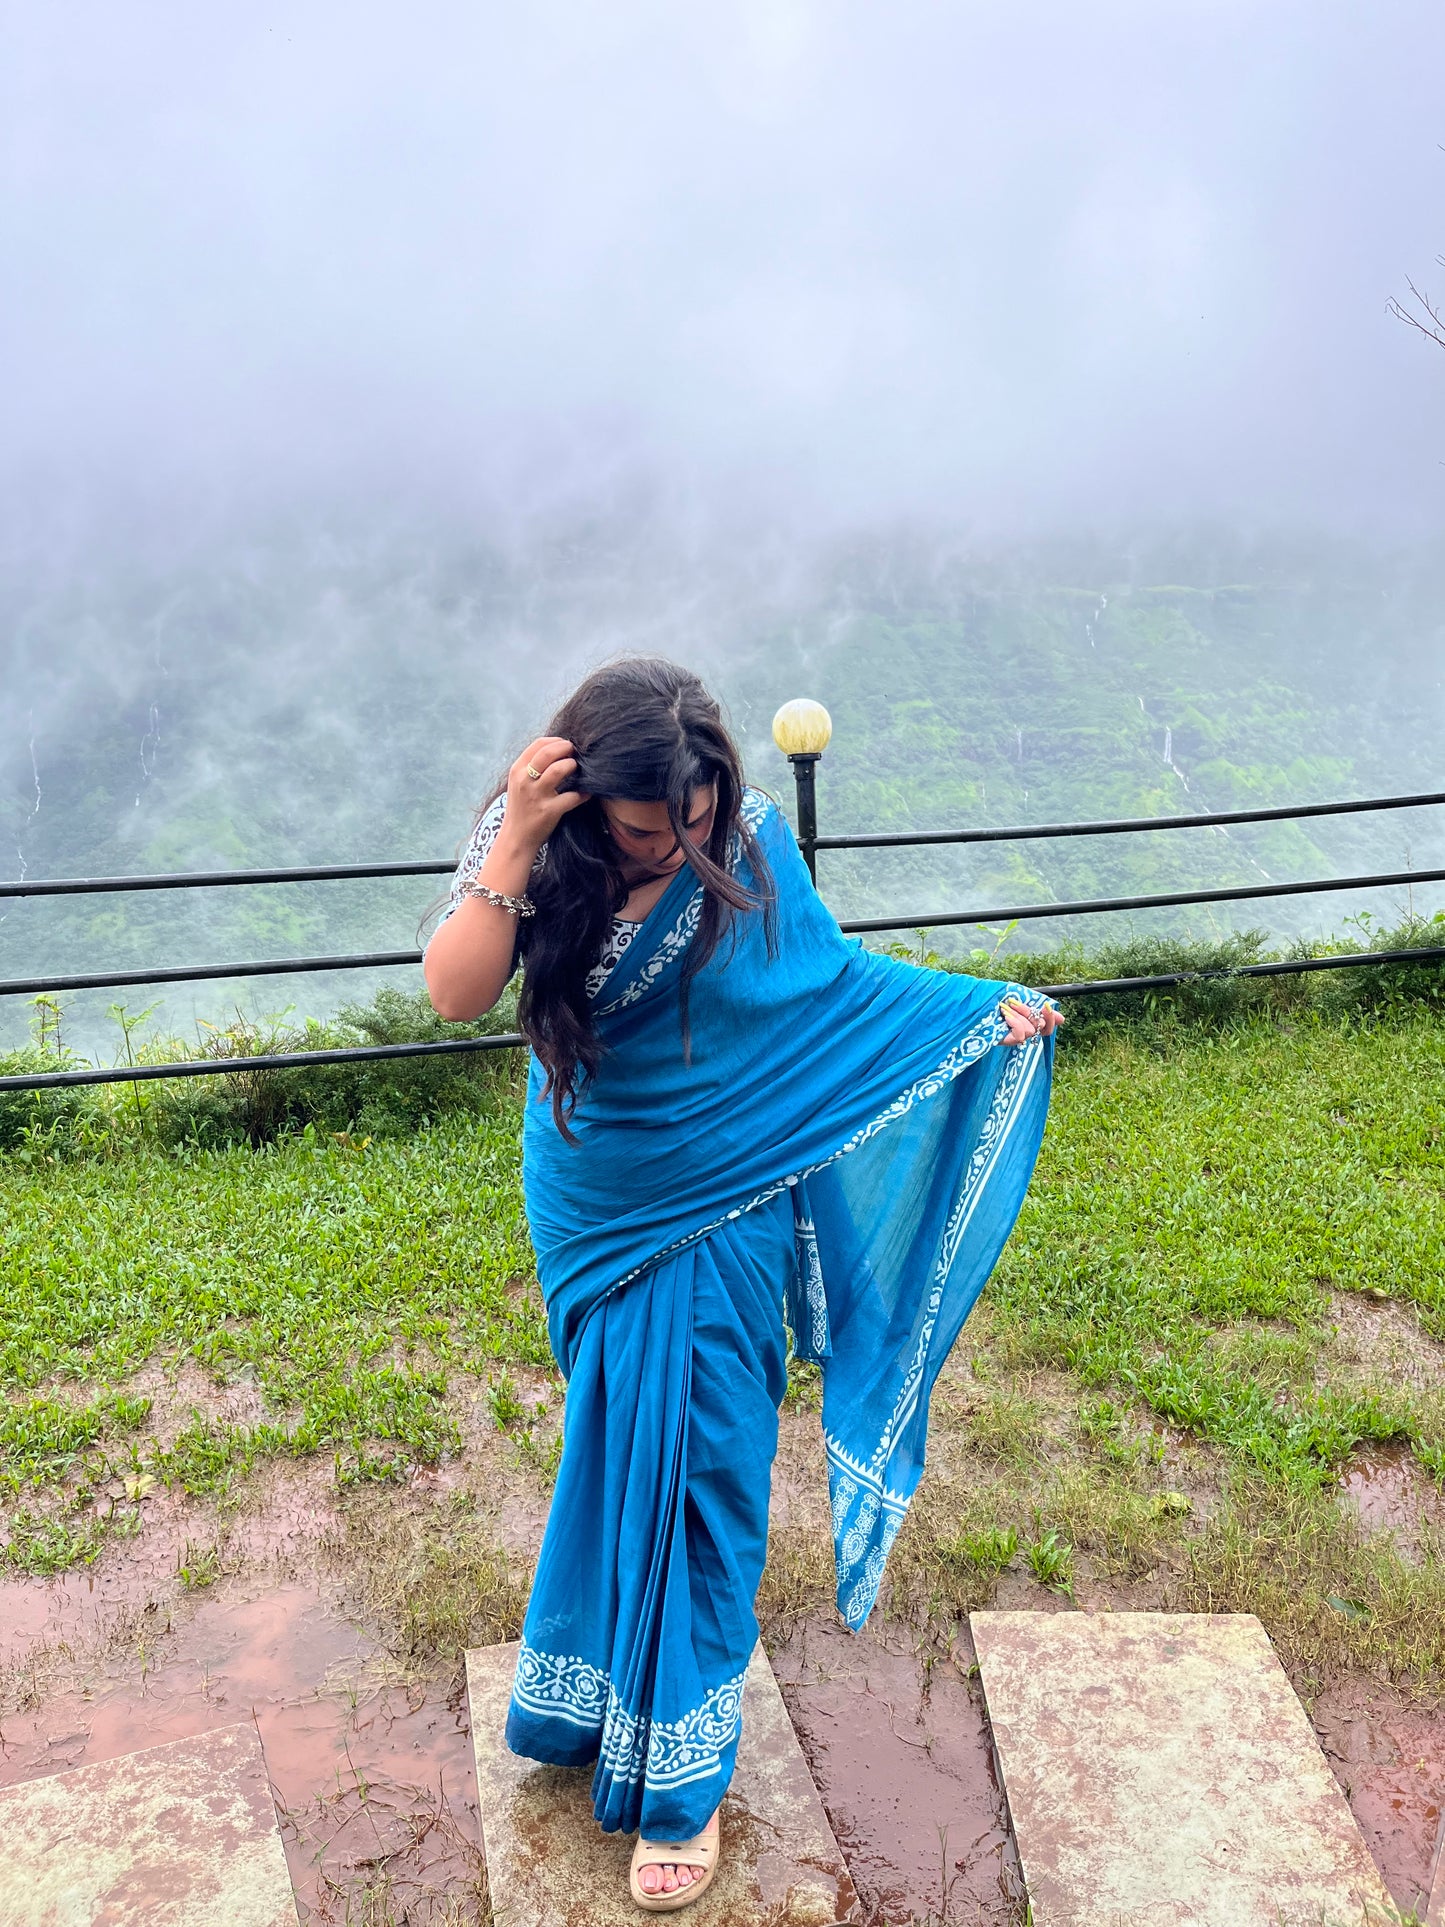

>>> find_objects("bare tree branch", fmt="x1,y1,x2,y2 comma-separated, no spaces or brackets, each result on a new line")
1389,266,1445,351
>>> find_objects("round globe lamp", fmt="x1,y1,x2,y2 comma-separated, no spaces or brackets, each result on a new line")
771,699,833,758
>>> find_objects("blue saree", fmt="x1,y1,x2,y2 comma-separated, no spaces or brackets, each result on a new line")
504,789,1054,1838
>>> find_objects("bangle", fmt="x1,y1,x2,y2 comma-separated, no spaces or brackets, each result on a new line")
460,881,536,919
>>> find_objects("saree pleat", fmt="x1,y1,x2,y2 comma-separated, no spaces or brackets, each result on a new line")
505,1189,791,1839
501,788,1054,1835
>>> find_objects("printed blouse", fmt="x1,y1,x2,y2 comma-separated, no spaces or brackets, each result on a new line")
441,794,639,999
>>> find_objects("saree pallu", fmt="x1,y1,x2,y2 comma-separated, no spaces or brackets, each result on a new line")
504,790,1054,1837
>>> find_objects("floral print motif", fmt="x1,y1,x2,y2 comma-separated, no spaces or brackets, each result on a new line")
589,786,774,1014
512,1641,747,1792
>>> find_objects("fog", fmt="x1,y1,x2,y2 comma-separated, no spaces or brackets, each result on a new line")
5,2,1445,1053
4,0,1444,537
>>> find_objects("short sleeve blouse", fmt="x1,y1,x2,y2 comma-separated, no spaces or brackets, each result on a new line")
439,795,641,999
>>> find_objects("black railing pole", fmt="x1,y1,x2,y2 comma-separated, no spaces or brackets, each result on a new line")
790,754,821,883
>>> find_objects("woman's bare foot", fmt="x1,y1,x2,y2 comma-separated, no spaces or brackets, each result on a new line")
635,1809,718,1896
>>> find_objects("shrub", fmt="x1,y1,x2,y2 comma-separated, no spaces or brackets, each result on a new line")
0,1047,95,1152
143,986,525,1148
7,911,1445,1159
918,910,1445,1047
2,983,525,1156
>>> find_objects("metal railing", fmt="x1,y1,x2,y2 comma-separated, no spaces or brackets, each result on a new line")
4,747,1444,1092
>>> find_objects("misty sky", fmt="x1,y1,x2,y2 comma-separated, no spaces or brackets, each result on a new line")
4,1,1445,538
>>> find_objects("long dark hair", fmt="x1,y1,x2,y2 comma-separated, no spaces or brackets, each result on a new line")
499,658,774,1135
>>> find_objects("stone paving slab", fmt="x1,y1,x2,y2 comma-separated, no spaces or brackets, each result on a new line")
972,1610,1399,1927
0,1720,298,1927
1427,1808,1445,1927
466,1641,856,1925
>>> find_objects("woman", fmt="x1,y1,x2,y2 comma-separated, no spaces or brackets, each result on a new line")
424,658,1060,1911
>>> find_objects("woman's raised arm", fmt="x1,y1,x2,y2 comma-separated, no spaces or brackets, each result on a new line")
424,737,589,1021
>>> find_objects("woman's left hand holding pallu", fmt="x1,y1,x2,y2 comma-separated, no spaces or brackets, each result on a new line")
998,996,1064,1045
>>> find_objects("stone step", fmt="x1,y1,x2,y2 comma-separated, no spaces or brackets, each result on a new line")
1427,1808,1445,1927
0,1721,298,1927
465,1641,855,1925
972,1610,1399,1927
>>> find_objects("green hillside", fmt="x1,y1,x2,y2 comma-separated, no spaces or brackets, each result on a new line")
5,529,1444,1049
732,549,1445,943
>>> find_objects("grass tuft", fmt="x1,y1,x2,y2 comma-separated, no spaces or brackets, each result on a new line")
339,1491,530,1673
940,1525,1019,1576
1173,1477,1445,1686
757,1524,836,1645
1026,1527,1076,1595
4,1507,105,1575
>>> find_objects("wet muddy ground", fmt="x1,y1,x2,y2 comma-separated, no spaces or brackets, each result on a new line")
1341,1439,1445,1544
0,1445,505,1922
3,1417,1444,1923
1314,1680,1445,1921
1,1572,485,1921
773,1618,1024,1926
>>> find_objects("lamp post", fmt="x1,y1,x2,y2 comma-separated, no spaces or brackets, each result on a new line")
771,699,833,883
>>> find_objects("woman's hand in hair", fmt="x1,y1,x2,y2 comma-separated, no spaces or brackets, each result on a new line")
423,739,590,1023
500,737,591,859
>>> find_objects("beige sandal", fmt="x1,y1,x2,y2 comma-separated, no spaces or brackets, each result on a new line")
628,1813,719,1913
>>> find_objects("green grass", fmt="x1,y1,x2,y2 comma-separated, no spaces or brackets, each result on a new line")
0,1390,152,1491
2,1112,540,1389
3,1004,1444,1633
1026,1528,1075,1594
938,1524,1019,1576
988,1012,1445,1485
0,1105,544,1552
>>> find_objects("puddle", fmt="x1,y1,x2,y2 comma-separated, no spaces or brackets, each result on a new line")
1313,1682,1445,1917
773,1617,1024,1926
0,1465,348,1736
0,1579,483,1923
1339,1442,1445,1542
1328,1292,1445,1396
